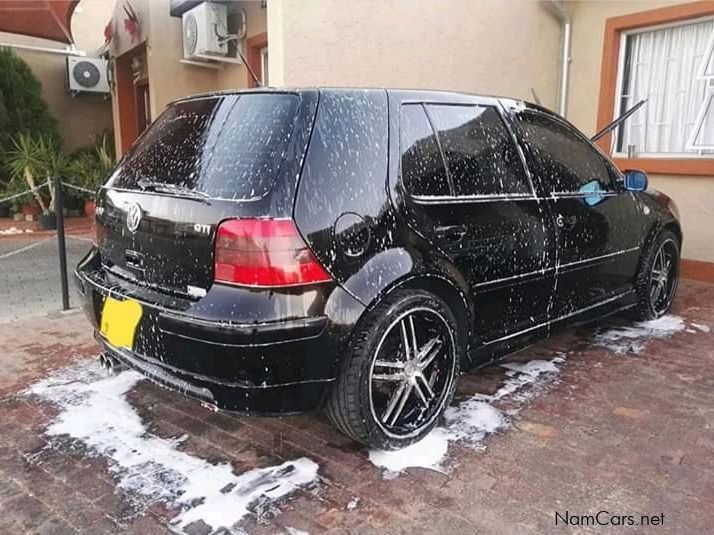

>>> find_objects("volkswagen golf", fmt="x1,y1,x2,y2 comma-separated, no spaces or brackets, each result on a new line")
75,88,681,450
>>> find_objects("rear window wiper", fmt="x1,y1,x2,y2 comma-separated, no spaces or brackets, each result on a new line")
137,180,211,203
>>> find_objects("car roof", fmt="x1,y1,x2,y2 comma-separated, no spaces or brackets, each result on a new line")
170,86,552,114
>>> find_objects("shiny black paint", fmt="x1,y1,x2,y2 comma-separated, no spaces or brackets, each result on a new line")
506,107,644,317
76,88,682,415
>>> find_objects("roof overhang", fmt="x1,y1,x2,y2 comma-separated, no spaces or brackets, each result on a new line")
0,0,79,44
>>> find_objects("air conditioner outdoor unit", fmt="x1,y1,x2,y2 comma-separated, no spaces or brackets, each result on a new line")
66,57,109,94
182,2,228,61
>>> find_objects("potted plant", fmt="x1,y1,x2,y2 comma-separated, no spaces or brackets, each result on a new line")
5,134,68,230
68,133,115,217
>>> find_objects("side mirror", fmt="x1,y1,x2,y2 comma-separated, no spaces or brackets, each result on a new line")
623,169,648,192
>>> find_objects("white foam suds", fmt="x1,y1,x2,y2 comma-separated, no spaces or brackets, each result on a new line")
346,496,360,510
368,428,450,476
593,314,687,354
368,356,564,476
27,362,319,533
369,311,708,476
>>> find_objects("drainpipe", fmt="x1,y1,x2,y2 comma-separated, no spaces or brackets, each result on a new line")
547,0,571,117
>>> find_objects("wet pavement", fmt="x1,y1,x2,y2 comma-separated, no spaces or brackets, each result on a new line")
0,280,712,534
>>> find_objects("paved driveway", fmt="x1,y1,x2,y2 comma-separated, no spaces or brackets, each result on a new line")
0,234,92,322
0,280,712,534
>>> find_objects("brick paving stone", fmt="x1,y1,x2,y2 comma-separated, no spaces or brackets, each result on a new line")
0,280,712,533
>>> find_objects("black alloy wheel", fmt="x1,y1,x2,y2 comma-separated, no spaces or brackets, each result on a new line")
327,290,461,450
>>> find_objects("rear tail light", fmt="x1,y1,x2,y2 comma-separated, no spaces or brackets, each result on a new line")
214,218,332,287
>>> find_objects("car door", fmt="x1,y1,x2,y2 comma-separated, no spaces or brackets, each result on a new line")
510,108,642,318
397,99,556,344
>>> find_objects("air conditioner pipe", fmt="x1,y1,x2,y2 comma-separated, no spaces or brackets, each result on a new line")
547,0,572,118
0,42,86,57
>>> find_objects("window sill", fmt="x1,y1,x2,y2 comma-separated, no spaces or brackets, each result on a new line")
612,157,714,177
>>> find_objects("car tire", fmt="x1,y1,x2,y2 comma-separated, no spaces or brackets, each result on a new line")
632,229,680,321
326,289,462,450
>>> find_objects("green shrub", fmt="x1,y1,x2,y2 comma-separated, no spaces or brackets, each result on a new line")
68,132,115,192
0,47,59,164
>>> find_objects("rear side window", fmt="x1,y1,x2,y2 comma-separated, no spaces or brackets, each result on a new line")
427,104,530,197
400,104,450,197
108,94,299,200
515,110,614,194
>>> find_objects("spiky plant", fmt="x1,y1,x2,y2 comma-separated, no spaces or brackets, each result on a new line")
5,133,68,214
4,133,48,213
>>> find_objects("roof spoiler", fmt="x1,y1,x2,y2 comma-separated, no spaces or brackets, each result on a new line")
591,99,647,143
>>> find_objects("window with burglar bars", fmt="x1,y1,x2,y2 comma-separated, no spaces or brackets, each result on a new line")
615,17,714,157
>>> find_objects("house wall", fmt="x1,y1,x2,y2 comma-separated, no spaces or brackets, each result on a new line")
268,0,562,109
216,0,267,89
108,0,267,156
0,0,114,151
268,0,713,266
568,0,714,265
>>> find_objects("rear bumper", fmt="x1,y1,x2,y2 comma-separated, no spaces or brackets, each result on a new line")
96,334,333,413
75,249,363,414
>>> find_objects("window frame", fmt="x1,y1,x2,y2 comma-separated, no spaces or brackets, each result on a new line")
398,100,537,204
596,2,714,176
611,15,714,159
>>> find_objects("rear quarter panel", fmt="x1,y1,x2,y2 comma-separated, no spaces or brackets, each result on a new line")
294,89,472,334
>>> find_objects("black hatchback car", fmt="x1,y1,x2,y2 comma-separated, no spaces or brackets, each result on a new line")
76,88,681,449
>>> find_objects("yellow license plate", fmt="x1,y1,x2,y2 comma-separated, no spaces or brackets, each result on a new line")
100,296,143,349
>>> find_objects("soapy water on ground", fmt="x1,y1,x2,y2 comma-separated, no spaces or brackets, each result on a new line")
369,314,706,476
23,314,708,527
592,314,687,354
26,363,319,534
368,356,564,476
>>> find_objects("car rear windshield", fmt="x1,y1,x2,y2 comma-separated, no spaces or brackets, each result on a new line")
107,93,300,200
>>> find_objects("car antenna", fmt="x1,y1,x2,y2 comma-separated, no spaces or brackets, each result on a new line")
591,99,647,143
214,23,263,88
234,44,262,88
530,88,542,106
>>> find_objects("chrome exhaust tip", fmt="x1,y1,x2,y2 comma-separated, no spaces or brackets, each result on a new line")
98,352,127,374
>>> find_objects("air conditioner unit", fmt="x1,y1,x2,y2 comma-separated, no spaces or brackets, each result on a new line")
66,57,109,94
182,2,228,60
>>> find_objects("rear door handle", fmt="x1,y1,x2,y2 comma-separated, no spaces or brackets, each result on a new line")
435,224,467,243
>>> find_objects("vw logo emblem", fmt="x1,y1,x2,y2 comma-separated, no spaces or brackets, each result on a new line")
126,202,142,233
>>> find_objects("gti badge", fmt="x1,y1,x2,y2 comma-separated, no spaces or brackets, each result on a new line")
126,202,142,233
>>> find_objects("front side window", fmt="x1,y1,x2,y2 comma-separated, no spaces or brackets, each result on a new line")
616,18,714,156
516,111,614,194
427,104,530,197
